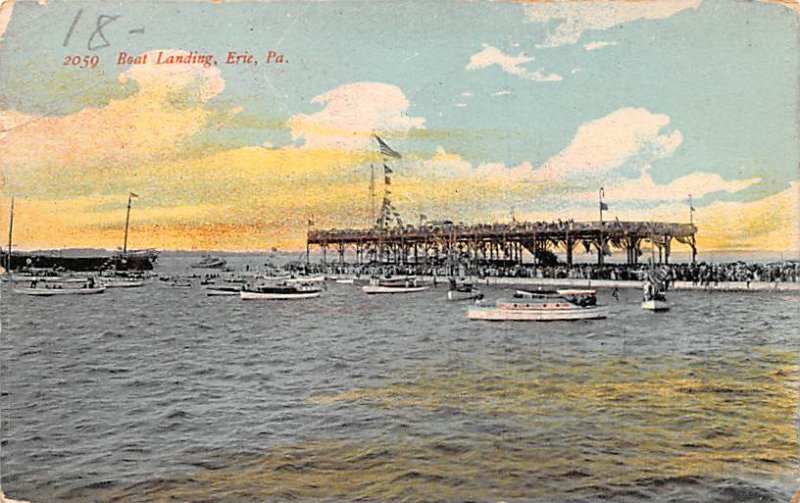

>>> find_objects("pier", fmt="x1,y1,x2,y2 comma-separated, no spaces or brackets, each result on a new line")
307,220,697,267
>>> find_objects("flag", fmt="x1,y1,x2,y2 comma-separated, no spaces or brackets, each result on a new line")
600,201,609,211
420,214,427,221
130,192,139,198
690,205,696,211
374,135,402,159
383,164,393,174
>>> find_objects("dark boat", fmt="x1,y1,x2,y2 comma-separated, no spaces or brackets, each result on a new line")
1,249,158,272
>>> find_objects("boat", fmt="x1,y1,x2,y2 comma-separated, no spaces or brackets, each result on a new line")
446,278,483,301
468,289,607,321
642,283,670,311
100,277,145,288
335,278,355,284
14,280,106,296
240,282,322,300
285,274,326,284
641,261,671,312
191,256,227,269
204,285,241,296
362,277,429,294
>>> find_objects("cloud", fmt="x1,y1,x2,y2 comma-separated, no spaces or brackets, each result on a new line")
571,169,761,204
584,40,618,52
0,49,226,182
467,44,562,82
286,82,425,151
538,107,683,180
524,0,702,47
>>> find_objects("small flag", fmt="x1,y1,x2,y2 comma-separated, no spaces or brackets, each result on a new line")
690,205,696,211
420,214,427,221
600,201,609,211
130,192,139,198
374,135,402,159
383,164,393,174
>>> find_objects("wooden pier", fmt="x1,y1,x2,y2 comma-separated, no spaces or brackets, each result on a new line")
307,220,697,267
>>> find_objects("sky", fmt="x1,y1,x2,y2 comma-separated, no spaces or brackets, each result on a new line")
0,0,797,254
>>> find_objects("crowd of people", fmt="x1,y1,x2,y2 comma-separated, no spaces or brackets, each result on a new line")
298,260,800,284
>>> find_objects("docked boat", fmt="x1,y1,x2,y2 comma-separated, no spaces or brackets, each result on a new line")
361,276,429,294
335,278,354,284
468,289,607,321
446,278,483,301
240,283,322,300
204,285,241,296
191,256,227,269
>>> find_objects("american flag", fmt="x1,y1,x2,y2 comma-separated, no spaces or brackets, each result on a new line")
374,135,402,159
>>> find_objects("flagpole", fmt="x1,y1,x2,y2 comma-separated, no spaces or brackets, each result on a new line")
598,187,605,266
123,193,133,254
689,194,696,265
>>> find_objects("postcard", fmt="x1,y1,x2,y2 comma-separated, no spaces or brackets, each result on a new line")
0,0,798,502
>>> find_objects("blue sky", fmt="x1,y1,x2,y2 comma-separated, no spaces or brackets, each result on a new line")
0,0,797,251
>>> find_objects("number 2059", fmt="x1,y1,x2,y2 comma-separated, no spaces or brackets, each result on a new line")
63,55,99,68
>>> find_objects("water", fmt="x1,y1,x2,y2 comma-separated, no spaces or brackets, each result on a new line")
1,255,798,502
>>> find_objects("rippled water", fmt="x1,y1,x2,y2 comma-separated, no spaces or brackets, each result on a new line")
1,255,798,502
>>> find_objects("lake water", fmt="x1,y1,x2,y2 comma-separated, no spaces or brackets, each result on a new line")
1,255,798,502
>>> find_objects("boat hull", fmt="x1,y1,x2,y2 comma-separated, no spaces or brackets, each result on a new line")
468,305,608,321
447,289,483,301
14,286,106,296
642,300,670,311
102,281,144,288
205,287,241,296
240,290,322,300
362,285,429,294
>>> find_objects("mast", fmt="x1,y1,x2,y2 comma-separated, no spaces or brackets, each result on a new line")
122,192,138,254
123,194,132,254
6,197,14,271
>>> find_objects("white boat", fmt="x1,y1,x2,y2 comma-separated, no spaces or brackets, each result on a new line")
204,285,241,296
14,284,106,296
361,277,428,294
468,289,607,321
285,275,326,284
240,283,322,300
642,299,670,311
335,278,354,284
642,271,670,312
